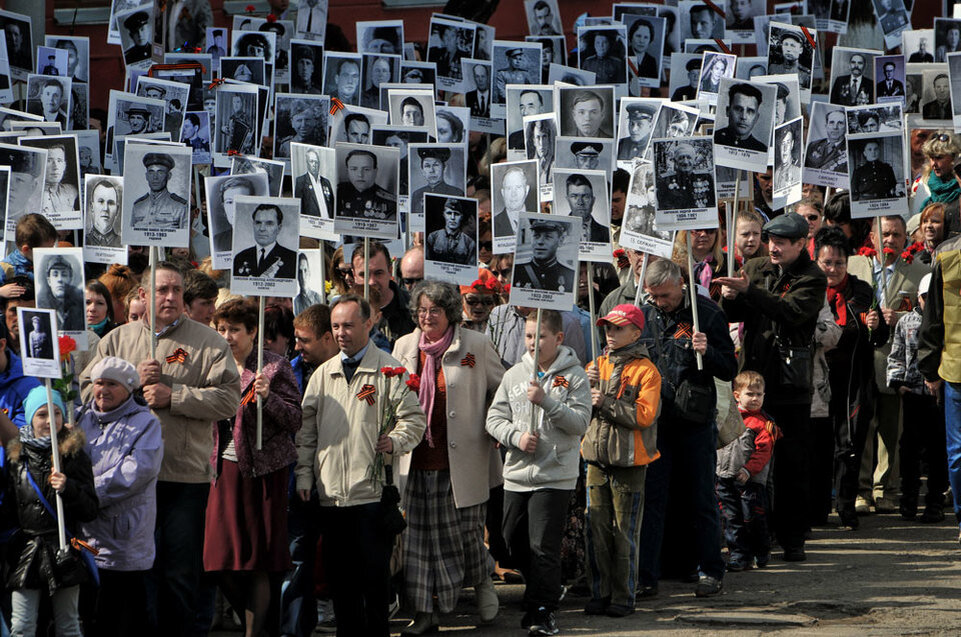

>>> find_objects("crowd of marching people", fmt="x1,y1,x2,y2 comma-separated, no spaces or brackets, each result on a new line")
2,0,961,635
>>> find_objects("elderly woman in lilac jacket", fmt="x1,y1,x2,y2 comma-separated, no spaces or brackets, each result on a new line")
79,356,164,637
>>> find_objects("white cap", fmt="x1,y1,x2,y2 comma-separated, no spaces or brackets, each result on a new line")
919,272,932,297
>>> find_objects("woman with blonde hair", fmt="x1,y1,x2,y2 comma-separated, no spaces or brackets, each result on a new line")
672,226,726,300
915,131,961,221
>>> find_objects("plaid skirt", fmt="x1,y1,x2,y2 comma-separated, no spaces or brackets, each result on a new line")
404,469,491,614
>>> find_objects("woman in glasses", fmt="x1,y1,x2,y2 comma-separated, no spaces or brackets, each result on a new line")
914,132,961,232
392,280,505,635
329,245,354,299
672,224,727,302
460,268,503,332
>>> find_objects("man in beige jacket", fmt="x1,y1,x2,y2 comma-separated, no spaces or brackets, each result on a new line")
296,294,426,636
80,260,241,636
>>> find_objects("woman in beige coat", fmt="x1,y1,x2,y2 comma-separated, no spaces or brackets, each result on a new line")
393,280,505,635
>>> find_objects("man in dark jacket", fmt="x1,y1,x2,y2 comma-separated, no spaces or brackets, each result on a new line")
717,212,828,561
636,259,737,599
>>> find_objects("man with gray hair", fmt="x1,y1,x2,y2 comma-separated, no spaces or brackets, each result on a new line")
635,258,736,599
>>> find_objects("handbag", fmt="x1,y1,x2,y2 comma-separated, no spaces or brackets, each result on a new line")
23,461,100,588
377,464,407,539
773,328,813,394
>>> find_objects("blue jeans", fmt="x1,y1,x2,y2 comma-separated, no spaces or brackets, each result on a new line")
145,481,209,636
10,586,81,637
716,477,769,564
944,382,961,526
638,420,724,586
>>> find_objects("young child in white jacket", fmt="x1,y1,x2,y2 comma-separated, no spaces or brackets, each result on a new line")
486,309,591,637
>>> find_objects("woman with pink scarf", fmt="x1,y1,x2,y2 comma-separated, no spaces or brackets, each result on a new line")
392,280,505,635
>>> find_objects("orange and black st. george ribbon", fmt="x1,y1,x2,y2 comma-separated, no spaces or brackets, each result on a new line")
552,375,569,388
166,348,189,364
461,353,476,367
357,384,376,405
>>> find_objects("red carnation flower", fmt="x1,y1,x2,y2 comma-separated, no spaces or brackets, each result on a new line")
245,4,255,12
857,247,878,258
380,366,396,376
267,13,277,22
393,366,406,376
882,247,896,255
58,335,77,360
503,283,511,295
485,278,500,291
406,375,421,392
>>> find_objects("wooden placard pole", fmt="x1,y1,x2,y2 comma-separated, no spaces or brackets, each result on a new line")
686,233,704,371
634,253,649,307
729,170,741,277
149,247,157,361
876,216,888,303
363,237,370,301
256,297,264,450
586,263,598,362
44,379,67,551
530,308,542,434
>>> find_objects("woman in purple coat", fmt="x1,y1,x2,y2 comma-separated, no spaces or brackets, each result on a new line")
79,355,164,636
206,298,303,637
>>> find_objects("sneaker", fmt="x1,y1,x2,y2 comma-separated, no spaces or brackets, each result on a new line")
605,603,635,617
855,495,872,515
726,559,750,572
694,575,722,598
528,607,559,636
636,584,658,598
583,597,610,615
920,505,946,523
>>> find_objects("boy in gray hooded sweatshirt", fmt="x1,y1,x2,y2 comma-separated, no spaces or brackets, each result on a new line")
486,309,591,636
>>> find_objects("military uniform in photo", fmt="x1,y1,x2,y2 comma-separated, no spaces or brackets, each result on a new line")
28,325,52,359
657,171,716,209
513,256,575,292
805,137,847,171
852,160,897,200
714,125,767,151
86,225,121,248
131,153,188,230
337,181,396,220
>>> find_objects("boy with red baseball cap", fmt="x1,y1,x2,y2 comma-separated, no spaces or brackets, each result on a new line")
582,304,662,618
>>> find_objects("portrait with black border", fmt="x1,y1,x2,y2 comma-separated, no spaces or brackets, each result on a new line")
557,85,615,139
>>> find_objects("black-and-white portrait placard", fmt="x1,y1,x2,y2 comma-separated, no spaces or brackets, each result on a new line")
695,51,736,107
323,52,363,106
424,193,478,285
19,134,82,229
33,247,87,350
181,111,211,165
506,84,553,159
751,74,800,128
273,93,329,164
290,39,325,95
36,46,68,77
230,195,300,297
920,65,953,122
121,143,192,246
935,18,961,63
491,39,541,117
333,142,400,240
461,58,501,134
76,129,102,178
872,0,909,50
844,102,904,134
18,307,60,378
874,54,906,105
547,63,596,87
557,84,615,139
407,143,466,232
802,101,849,189
0,10,34,81
427,17,476,91
625,15,666,93
766,22,815,100
576,25,628,86
387,88,436,134
903,29,935,64
290,142,337,241
649,102,699,142
356,20,404,55
329,104,388,145
772,117,803,208
525,0,564,37
294,250,325,316
10,121,61,136
552,167,611,262
0,39,13,106
651,136,719,230
616,98,661,168
25,74,71,129
829,46,882,107
678,1,726,43
725,0,764,43
713,77,777,172
360,53,401,110
846,131,906,218
114,5,155,71
523,113,558,202
510,212,581,311
735,56,767,80
205,172,270,270
230,155,285,197
620,159,675,258
491,159,539,253
554,136,614,176
213,83,258,167
83,174,126,265
104,90,165,168
220,56,266,85
0,142,46,242
231,29,276,87
947,52,961,127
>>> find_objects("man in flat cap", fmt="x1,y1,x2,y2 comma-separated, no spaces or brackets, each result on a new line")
123,11,151,65
425,197,476,265
716,211,827,563
337,149,396,220
411,147,464,217
657,142,715,210
39,255,84,331
127,106,152,135
767,30,810,87
581,30,626,84
714,82,768,152
233,203,298,278
513,218,576,292
617,103,654,160
144,84,166,101
671,58,701,101
571,141,602,170
295,148,334,219
131,152,188,231
278,102,324,158
495,48,535,102
565,173,608,242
